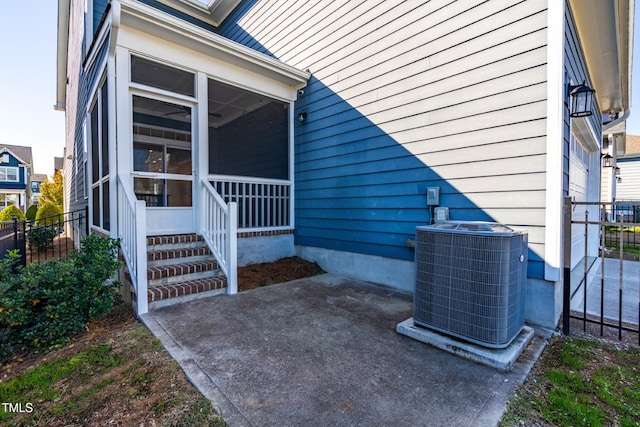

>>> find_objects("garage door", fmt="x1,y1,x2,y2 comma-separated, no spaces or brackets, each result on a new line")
569,133,589,269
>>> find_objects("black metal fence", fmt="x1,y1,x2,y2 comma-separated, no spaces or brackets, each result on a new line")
0,218,26,272
0,207,88,267
563,198,640,345
603,202,640,249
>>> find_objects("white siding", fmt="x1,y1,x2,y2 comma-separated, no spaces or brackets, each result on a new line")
233,0,550,269
617,158,640,200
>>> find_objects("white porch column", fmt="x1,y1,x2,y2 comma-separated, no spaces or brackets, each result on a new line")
195,71,209,234
107,54,118,239
115,46,132,179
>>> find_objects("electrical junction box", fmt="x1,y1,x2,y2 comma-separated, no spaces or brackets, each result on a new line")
434,207,449,222
427,187,439,206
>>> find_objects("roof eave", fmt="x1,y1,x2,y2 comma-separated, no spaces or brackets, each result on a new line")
55,0,70,111
568,0,634,113
118,0,310,89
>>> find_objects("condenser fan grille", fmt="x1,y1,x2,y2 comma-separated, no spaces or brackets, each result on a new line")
414,222,527,348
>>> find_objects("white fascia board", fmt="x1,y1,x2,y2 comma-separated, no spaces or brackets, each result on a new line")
56,0,71,111
116,0,310,89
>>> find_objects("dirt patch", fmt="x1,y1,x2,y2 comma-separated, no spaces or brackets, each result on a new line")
237,256,324,292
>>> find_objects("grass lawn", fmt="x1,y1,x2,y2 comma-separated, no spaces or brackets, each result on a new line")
500,336,640,427
0,301,228,426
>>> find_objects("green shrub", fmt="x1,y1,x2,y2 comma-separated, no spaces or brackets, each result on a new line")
0,235,122,360
28,225,58,252
35,201,63,226
25,204,38,221
0,205,25,222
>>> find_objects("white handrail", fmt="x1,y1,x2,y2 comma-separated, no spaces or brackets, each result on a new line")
117,173,148,315
201,179,237,294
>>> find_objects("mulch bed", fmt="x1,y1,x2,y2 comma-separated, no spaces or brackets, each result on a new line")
237,256,324,292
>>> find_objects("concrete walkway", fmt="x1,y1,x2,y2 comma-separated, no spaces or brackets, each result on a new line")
142,274,547,427
572,258,640,325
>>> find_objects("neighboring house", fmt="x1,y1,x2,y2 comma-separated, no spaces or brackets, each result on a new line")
600,119,626,208
602,132,640,222
30,173,49,205
57,0,633,327
54,157,64,174
0,144,34,213
616,134,640,202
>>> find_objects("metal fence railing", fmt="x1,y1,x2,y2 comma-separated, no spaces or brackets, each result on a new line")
563,198,640,344
0,207,89,267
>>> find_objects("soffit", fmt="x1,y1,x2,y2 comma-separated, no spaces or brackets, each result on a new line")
568,0,634,113
154,0,242,27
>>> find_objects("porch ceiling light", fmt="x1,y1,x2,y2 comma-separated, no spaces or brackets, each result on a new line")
568,81,595,118
602,153,614,168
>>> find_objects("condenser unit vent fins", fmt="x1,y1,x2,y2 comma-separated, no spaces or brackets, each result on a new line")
414,221,527,348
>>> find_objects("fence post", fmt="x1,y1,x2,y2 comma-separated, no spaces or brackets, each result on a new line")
563,196,572,335
11,216,18,274
12,216,17,254
85,205,89,236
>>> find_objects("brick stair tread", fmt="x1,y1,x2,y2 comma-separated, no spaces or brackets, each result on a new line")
147,246,211,262
147,277,227,302
147,234,203,246
147,259,219,280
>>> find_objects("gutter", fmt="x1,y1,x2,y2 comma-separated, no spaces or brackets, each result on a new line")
55,0,71,111
603,109,631,132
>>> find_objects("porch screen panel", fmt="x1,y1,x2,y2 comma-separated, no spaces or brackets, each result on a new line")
90,103,99,183
131,96,192,207
101,83,109,177
131,56,194,97
207,79,289,180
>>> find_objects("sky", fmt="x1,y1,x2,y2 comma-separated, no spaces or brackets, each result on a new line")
0,2,639,179
0,2,64,178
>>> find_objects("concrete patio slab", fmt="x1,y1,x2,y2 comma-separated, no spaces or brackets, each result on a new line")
396,319,535,372
141,274,547,427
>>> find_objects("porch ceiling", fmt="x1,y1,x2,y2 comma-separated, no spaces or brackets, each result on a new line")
117,0,310,90
568,0,634,114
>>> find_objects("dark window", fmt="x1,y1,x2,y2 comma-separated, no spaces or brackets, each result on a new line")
131,56,195,97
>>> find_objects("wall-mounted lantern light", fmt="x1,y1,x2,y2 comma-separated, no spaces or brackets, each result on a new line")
616,176,622,184
602,153,614,168
614,166,621,177
568,81,595,117
297,112,307,123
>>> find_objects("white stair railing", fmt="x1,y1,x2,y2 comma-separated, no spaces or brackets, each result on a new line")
117,173,148,315
201,179,238,294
